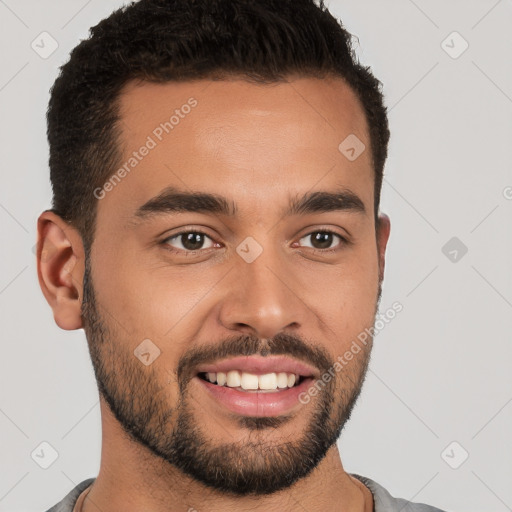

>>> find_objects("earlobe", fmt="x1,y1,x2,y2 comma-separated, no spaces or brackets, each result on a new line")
376,212,391,284
36,211,85,330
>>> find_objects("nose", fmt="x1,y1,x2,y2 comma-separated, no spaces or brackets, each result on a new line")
217,242,306,339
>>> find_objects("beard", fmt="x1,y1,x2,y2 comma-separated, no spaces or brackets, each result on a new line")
81,255,379,496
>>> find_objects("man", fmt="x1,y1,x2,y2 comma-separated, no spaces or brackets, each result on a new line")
37,0,446,510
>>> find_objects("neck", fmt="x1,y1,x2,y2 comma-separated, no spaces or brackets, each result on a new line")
82,400,372,512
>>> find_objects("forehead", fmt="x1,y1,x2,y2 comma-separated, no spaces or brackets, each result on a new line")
98,77,373,225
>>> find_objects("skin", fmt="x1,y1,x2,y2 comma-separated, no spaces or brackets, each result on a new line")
37,76,390,512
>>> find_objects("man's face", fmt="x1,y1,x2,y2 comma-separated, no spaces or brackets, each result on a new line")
82,77,388,495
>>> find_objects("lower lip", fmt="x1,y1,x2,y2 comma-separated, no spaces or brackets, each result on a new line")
196,376,314,417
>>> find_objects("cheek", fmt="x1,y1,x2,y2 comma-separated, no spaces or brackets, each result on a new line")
97,253,223,340
312,249,380,337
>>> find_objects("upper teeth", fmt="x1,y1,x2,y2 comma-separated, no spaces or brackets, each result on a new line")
204,371,299,390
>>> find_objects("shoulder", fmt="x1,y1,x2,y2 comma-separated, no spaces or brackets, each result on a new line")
350,473,448,512
45,478,95,512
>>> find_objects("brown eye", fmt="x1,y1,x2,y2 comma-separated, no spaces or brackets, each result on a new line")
298,230,345,251
163,231,215,252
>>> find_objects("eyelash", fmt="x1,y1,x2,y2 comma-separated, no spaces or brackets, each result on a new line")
160,228,349,255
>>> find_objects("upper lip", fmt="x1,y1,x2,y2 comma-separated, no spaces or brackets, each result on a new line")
195,355,319,378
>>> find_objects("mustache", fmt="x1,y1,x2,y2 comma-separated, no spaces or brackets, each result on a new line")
176,332,333,390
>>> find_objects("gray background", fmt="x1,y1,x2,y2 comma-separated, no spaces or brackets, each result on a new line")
1,0,511,511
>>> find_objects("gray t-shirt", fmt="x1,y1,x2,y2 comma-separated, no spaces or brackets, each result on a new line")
45,474,447,511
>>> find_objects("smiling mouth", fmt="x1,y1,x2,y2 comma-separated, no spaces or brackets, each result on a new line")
198,370,307,393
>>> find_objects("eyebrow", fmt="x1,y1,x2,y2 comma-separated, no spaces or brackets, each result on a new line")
133,185,366,221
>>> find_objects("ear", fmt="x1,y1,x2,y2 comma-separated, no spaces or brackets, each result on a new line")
36,211,85,330
376,212,391,284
